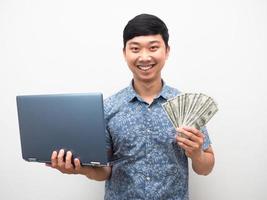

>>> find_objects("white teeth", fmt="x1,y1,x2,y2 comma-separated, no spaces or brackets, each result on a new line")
138,64,154,71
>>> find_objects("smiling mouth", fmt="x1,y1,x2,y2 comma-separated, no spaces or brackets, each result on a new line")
137,64,155,71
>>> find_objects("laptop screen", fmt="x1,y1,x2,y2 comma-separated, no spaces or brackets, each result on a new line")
16,93,108,166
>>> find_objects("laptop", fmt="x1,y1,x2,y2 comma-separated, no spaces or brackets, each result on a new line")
16,93,109,166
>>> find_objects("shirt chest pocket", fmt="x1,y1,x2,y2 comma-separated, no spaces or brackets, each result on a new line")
108,112,146,157
151,126,176,145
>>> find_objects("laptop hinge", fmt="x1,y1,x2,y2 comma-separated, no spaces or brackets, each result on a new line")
90,161,101,166
28,158,37,162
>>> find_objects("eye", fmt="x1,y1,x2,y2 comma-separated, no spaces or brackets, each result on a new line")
150,46,159,51
130,47,140,53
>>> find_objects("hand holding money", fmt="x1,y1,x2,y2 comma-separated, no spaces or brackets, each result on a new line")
176,126,204,159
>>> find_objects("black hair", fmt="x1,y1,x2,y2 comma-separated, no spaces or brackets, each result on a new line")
123,13,169,49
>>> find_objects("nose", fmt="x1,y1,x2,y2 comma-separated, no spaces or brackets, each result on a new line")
138,50,152,62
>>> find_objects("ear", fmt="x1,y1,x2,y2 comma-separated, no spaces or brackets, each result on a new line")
166,46,170,59
123,48,127,61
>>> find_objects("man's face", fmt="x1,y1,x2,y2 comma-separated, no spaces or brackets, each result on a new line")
123,34,170,83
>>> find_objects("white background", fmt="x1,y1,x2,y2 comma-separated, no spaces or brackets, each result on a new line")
1,0,267,199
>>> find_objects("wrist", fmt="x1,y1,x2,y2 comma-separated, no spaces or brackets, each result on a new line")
83,167,97,180
191,150,204,162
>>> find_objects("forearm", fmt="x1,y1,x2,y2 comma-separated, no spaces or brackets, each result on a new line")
84,166,112,181
191,149,214,176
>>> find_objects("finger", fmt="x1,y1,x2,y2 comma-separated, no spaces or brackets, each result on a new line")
183,127,204,146
51,151,58,168
176,135,197,149
57,149,65,168
74,158,81,171
182,126,204,138
176,127,189,139
177,141,193,153
65,151,74,170
181,127,204,144
177,128,199,142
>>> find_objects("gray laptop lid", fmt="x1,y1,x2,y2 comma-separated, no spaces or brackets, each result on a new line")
16,93,108,166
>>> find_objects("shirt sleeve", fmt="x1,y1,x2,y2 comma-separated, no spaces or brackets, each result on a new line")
104,98,113,162
105,123,114,162
200,126,211,150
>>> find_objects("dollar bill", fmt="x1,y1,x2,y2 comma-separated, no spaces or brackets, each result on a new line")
162,93,218,130
162,101,178,128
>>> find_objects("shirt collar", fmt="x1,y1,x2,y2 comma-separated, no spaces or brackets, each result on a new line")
126,80,138,102
126,79,175,102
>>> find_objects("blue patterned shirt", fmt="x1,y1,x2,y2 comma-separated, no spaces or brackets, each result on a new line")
104,82,211,200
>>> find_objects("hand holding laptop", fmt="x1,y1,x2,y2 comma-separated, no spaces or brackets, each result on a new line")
46,149,111,181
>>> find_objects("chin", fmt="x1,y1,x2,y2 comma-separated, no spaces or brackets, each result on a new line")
135,75,160,83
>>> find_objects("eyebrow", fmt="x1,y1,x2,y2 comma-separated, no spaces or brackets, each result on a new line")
128,41,161,45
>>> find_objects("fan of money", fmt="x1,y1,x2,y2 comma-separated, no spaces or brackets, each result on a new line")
162,93,218,130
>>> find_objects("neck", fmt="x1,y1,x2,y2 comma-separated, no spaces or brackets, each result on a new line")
133,78,163,104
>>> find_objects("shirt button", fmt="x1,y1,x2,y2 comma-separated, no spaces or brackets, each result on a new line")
148,108,151,111
146,176,150,181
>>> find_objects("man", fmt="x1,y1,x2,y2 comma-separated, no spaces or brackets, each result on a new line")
47,14,215,200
